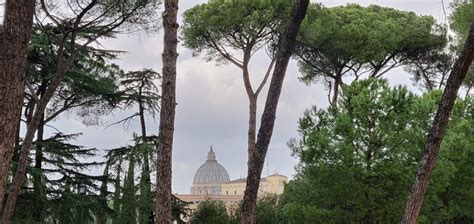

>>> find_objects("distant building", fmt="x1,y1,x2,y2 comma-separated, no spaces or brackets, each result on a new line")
176,147,288,212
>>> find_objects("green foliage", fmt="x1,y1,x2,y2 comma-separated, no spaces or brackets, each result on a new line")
18,25,124,223
295,3,445,96
422,95,474,222
255,194,287,224
120,154,137,224
190,200,230,224
285,79,427,223
13,133,110,223
172,195,192,223
463,67,474,95
9,0,163,222
138,143,154,224
182,0,293,62
283,79,474,223
27,24,123,126
105,140,189,224
119,69,161,117
112,159,123,224
228,194,286,224
451,0,474,40
450,1,474,94
37,0,162,34
404,48,454,91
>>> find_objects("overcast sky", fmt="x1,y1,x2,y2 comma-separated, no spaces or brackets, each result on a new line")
13,0,452,194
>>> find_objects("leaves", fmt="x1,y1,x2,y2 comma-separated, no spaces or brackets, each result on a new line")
182,0,293,64
295,4,446,99
284,79,474,223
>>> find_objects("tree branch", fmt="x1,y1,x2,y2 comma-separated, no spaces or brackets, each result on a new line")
255,58,276,96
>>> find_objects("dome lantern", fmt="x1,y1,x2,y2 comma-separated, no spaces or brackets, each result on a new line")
207,146,216,161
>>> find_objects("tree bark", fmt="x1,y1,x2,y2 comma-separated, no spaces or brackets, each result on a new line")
247,96,257,158
138,84,148,139
97,160,110,224
242,54,258,160
155,0,179,223
32,80,47,221
2,58,76,224
401,23,474,224
332,73,342,104
138,82,154,223
33,116,45,220
239,1,309,223
0,0,36,210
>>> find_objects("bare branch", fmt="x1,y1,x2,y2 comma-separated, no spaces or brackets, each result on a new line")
25,81,39,102
105,113,140,129
255,58,276,96
40,0,64,33
205,35,244,69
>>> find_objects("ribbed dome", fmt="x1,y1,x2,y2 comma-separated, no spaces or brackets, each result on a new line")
193,147,230,184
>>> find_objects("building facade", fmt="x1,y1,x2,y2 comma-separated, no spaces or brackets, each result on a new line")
176,147,288,212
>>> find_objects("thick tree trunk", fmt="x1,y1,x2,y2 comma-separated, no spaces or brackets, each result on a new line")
155,0,179,223
0,0,36,210
1,106,45,223
239,1,309,223
2,59,75,224
247,96,257,157
401,23,474,224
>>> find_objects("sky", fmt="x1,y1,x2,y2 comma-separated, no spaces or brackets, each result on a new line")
2,0,453,194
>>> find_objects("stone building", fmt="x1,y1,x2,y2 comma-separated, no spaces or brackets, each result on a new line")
176,147,288,212
190,147,230,195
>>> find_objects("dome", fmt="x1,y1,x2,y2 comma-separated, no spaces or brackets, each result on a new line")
193,147,230,184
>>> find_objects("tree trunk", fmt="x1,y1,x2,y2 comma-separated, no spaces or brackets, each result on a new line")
155,0,179,223
138,86,148,139
113,159,123,224
97,160,110,224
247,96,257,158
401,23,474,224
332,73,342,104
1,107,45,223
0,0,36,210
121,155,136,224
241,55,258,157
33,81,47,221
2,59,76,223
33,116,45,221
138,87,153,224
239,1,309,223
14,97,23,148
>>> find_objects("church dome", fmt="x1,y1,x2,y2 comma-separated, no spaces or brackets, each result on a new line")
193,147,230,184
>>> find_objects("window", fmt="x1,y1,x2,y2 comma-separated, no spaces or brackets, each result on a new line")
226,191,228,195
234,190,237,195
